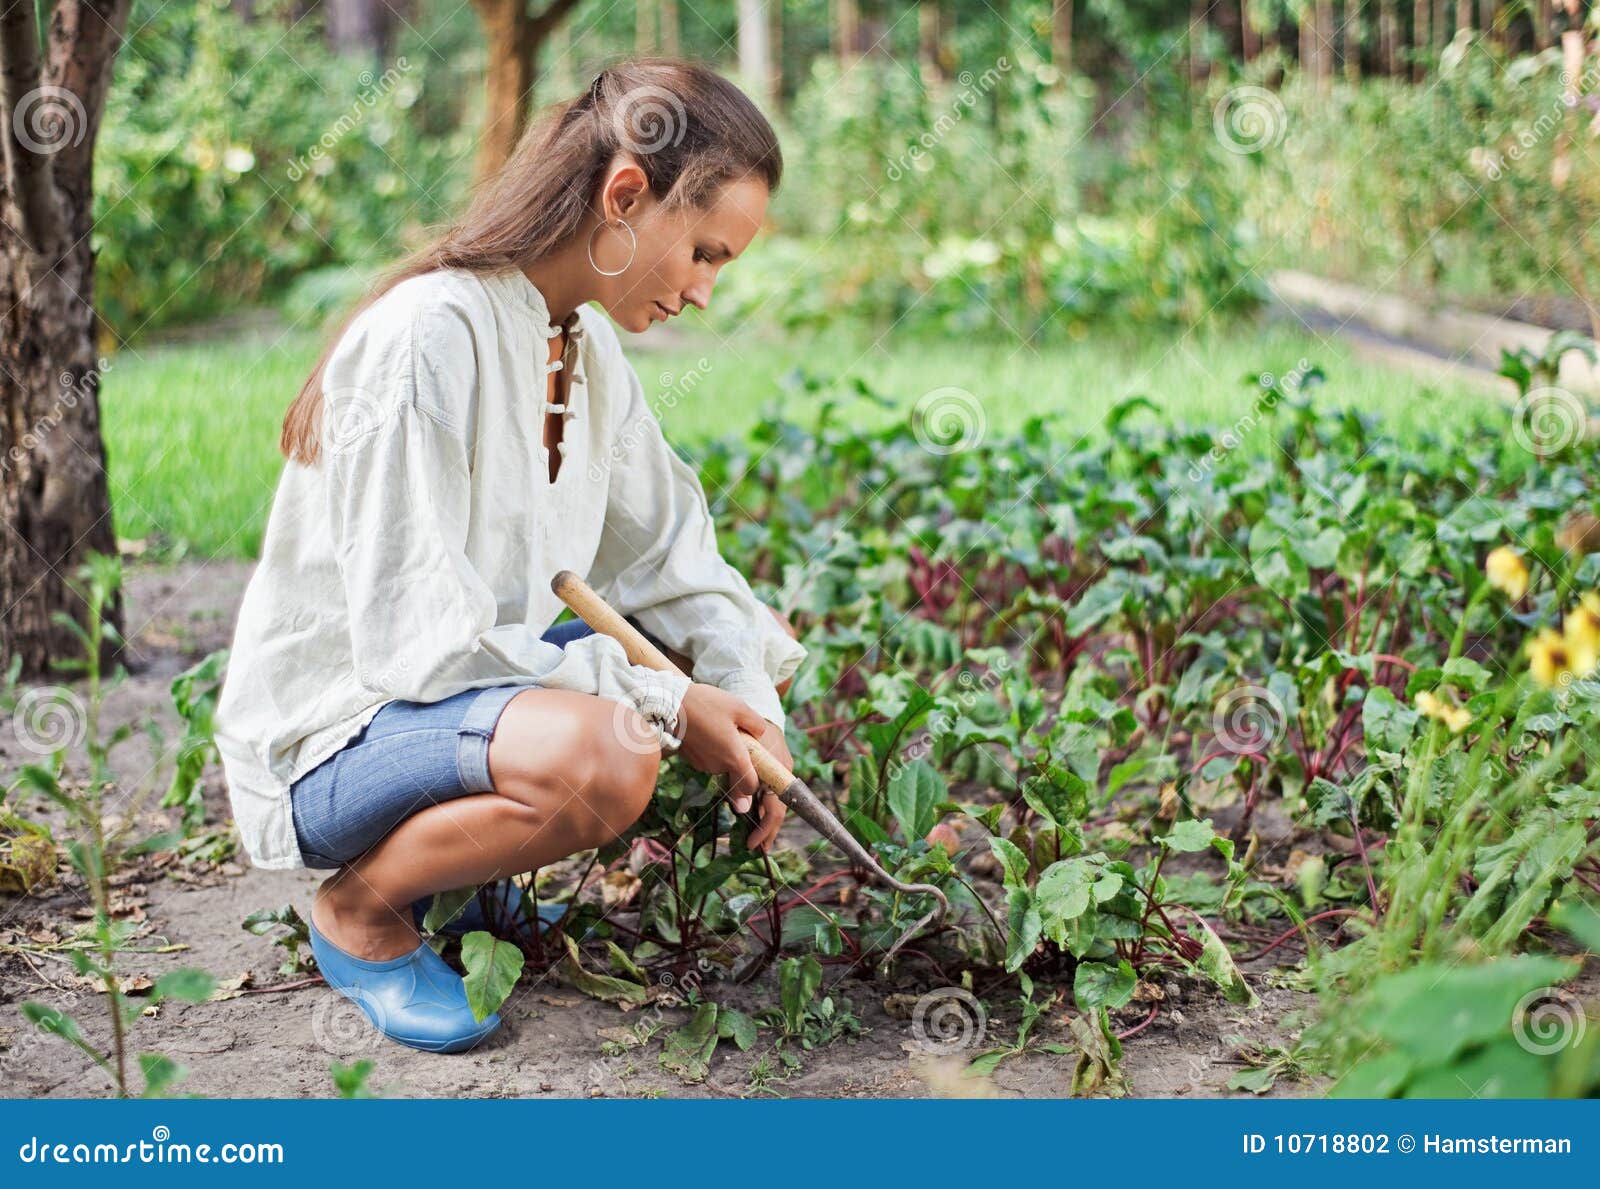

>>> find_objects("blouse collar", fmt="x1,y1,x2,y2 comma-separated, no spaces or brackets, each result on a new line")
501,266,585,341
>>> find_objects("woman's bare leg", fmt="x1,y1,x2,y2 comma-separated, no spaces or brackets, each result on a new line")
312,688,660,960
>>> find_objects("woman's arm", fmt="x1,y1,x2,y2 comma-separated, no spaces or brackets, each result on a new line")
585,354,807,730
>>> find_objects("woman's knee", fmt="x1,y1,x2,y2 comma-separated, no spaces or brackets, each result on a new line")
486,689,659,848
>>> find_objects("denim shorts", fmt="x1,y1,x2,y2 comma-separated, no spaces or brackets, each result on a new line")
290,616,659,869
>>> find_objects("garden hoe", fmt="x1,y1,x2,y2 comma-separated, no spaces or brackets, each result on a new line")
551,570,949,966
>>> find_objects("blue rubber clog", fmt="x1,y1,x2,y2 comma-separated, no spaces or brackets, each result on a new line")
308,912,500,1054
411,881,568,937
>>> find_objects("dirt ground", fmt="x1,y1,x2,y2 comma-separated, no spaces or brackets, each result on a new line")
0,559,1315,1100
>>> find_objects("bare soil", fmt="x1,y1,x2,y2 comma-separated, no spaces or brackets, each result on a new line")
0,559,1316,1100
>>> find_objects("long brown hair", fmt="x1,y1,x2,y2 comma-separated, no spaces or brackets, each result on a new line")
280,57,783,466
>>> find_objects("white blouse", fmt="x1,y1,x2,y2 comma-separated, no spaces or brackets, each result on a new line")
213,266,807,870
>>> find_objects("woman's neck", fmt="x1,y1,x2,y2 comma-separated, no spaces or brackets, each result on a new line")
521,245,592,329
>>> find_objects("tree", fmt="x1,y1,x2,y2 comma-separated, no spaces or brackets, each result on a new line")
470,0,585,184
0,0,129,678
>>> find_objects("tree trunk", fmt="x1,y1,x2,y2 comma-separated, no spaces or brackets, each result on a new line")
1052,0,1073,76
1317,0,1335,90
1241,0,1259,61
326,0,394,59
833,0,859,62
661,0,680,56
636,0,657,54
1345,0,1362,80
1535,0,1553,50
471,0,583,185
1,0,130,679
737,0,774,103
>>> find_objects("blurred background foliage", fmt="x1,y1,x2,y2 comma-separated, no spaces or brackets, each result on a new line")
95,0,1600,343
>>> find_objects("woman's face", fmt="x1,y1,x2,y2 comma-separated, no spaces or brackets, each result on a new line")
594,163,768,333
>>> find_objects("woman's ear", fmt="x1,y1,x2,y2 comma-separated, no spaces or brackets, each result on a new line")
602,156,651,221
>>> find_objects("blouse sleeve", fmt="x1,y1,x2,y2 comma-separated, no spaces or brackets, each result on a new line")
320,303,690,734
586,353,807,728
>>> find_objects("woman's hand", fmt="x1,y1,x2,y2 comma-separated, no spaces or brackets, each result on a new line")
675,683,791,854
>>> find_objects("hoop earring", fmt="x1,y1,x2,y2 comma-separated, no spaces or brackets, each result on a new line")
586,218,636,277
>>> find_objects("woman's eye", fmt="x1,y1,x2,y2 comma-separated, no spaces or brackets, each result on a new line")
693,248,709,264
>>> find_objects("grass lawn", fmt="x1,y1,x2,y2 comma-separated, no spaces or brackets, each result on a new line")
103,312,1510,561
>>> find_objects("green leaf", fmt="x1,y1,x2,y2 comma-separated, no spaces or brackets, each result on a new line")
19,1002,108,1072
1004,887,1042,974
1073,960,1136,1011
1158,819,1217,853
461,931,526,1021
1189,916,1257,1006
886,759,946,842
1362,686,1418,755
558,934,644,1007
778,955,823,1033
988,836,1030,888
151,969,217,1005
716,1007,759,1052
661,1002,721,1083
138,1052,187,1098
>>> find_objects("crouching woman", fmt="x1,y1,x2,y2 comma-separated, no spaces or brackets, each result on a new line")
213,59,805,1054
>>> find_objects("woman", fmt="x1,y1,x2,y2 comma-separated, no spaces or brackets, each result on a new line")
213,59,807,1054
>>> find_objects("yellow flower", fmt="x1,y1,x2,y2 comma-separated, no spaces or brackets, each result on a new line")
1485,546,1529,602
1415,689,1472,733
1564,591,1600,658
1528,626,1598,689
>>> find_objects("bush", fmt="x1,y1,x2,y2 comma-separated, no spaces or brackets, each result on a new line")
96,0,475,339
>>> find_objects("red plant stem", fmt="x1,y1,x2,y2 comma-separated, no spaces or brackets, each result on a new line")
1350,809,1383,917
1116,1003,1160,1040
1238,908,1373,962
